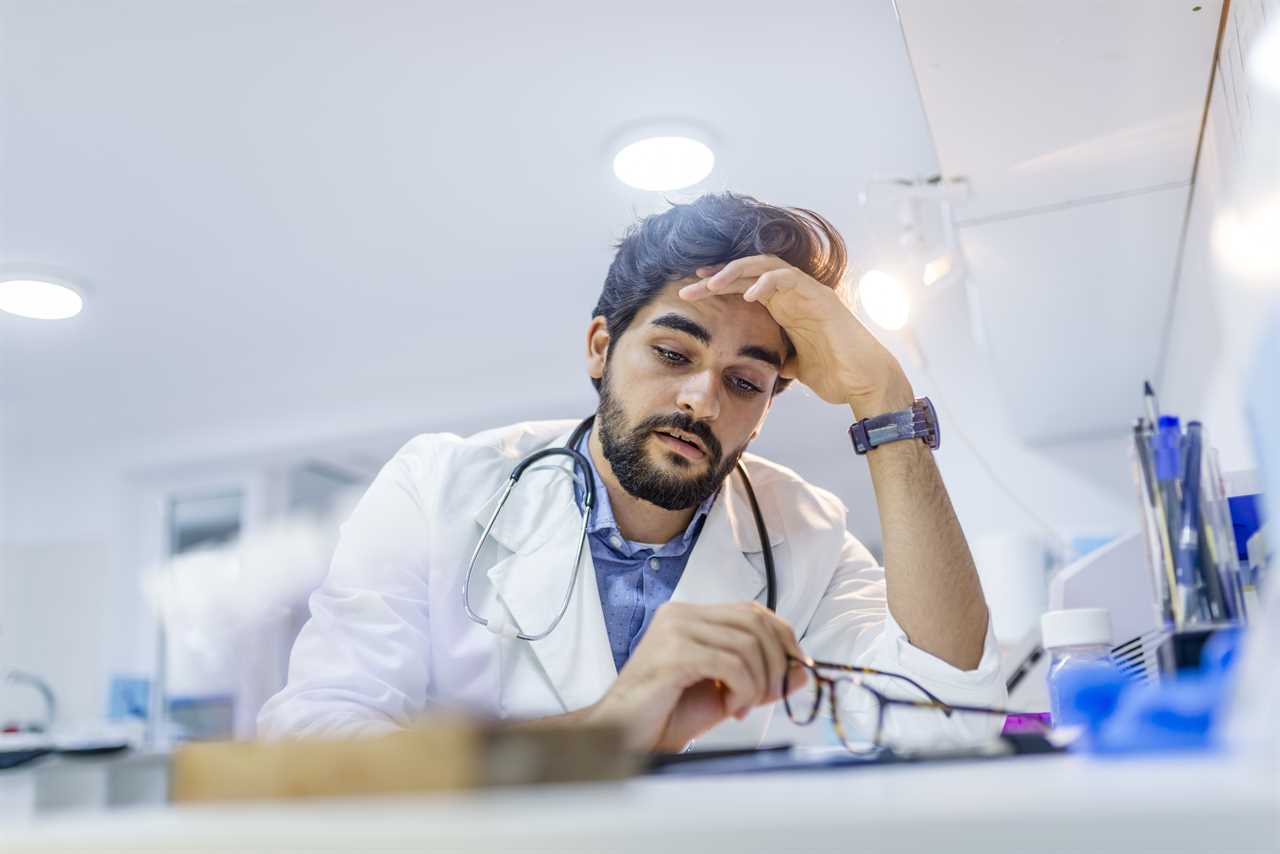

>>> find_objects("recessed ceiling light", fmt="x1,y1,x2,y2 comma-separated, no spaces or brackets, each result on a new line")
612,136,715,191
0,279,84,320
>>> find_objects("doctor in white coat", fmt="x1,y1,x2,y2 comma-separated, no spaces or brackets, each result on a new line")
259,193,1005,752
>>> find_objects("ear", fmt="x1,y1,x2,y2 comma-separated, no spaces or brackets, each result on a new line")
585,315,610,382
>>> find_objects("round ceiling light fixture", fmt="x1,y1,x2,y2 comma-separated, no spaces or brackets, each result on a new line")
0,278,84,320
612,136,715,191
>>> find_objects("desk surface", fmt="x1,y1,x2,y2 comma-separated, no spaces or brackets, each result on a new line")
4,752,1277,854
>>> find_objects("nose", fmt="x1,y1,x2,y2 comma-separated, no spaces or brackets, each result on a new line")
676,369,720,422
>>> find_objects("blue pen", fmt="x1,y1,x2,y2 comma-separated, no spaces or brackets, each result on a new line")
1155,416,1194,626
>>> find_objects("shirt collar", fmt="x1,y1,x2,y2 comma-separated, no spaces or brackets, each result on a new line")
572,430,718,556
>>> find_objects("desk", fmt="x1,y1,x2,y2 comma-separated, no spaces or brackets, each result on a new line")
2,753,1276,853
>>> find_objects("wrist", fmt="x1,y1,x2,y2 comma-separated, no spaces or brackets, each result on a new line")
846,378,914,420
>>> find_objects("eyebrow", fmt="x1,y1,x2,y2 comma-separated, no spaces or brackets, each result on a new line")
649,312,783,370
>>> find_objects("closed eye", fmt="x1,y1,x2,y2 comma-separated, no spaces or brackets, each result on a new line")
652,345,689,365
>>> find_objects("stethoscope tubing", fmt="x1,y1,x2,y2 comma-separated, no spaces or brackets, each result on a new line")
462,416,777,642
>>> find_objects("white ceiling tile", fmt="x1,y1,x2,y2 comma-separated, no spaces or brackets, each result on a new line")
896,0,1221,220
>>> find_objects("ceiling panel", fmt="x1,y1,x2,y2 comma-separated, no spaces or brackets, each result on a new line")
0,0,936,454
896,0,1221,221
960,184,1190,442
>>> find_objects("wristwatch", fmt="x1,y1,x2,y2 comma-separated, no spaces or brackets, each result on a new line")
848,397,941,455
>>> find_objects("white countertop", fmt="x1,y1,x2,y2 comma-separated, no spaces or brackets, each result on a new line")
3,752,1276,853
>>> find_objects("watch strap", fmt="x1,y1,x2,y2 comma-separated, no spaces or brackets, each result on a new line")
849,397,940,454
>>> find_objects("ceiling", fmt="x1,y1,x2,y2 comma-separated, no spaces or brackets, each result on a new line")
896,0,1223,441
0,1,1227,548
0,0,934,464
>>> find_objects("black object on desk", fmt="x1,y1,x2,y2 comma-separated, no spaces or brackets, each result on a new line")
0,747,53,770
647,734,1063,777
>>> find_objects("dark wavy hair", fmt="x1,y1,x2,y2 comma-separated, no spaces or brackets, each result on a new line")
592,192,847,396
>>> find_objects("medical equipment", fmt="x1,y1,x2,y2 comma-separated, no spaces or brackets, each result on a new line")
462,415,778,640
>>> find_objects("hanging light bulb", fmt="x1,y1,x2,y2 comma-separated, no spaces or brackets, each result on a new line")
857,270,910,331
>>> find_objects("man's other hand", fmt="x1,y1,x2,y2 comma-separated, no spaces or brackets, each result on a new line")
587,601,810,753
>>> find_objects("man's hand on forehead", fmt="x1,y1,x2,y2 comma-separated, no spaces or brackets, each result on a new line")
677,254,911,413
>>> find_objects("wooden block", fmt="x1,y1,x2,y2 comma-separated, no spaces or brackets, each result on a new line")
171,716,635,803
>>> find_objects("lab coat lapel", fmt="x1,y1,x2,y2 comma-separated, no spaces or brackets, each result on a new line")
473,430,617,712
671,468,783,607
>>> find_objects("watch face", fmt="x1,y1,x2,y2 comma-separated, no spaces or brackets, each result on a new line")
851,398,939,454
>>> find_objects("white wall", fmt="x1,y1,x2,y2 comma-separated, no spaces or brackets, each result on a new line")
1159,0,1278,474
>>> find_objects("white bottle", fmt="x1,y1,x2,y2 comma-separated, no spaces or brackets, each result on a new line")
1040,608,1115,729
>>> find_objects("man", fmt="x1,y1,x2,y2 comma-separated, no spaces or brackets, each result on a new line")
258,193,1003,752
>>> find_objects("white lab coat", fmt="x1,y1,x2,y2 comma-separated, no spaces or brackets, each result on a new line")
258,420,1006,747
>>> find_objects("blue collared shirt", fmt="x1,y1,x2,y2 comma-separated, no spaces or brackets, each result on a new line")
572,435,718,673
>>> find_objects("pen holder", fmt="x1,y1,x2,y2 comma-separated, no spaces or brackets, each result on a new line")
1155,625,1236,674
1131,420,1247,638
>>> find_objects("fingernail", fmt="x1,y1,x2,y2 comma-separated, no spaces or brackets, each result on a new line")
743,285,759,301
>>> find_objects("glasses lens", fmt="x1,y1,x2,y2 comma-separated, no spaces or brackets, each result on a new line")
834,674,1006,754
783,661,821,725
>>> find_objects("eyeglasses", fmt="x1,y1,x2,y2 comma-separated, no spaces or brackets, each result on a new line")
782,655,1039,755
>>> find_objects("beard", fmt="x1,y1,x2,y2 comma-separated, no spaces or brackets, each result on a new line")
596,366,747,511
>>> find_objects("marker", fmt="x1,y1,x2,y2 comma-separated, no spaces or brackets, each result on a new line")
1155,416,1189,626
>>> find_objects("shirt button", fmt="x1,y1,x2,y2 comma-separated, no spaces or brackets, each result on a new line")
610,535,623,549
648,558,660,570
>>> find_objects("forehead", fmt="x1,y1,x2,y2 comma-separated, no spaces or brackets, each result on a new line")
631,280,788,355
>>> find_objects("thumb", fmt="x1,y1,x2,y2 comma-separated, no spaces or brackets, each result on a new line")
783,660,810,695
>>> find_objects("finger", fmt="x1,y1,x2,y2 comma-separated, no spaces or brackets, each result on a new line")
742,269,794,303
704,255,789,292
783,660,810,697
682,621,769,715
744,602,812,701
694,263,728,278
699,603,796,703
739,604,788,702
678,274,760,302
705,649,759,718
708,601,806,662
759,615,807,702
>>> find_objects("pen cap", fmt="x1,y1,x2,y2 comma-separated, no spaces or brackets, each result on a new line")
1155,415,1182,479
1040,608,1113,650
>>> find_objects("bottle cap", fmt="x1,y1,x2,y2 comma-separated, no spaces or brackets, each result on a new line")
1040,608,1112,650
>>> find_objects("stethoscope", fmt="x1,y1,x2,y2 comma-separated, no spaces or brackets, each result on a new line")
462,415,778,641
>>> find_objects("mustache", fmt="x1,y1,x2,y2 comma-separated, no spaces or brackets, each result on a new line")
635,412,721,460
